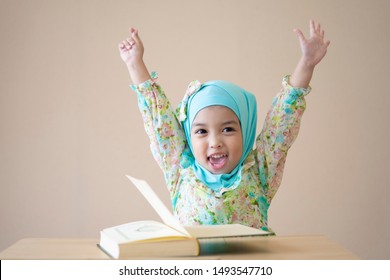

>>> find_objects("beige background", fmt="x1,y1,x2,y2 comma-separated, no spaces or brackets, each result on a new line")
0,0,389,259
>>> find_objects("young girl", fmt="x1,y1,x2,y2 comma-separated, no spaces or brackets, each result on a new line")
119,21,330,231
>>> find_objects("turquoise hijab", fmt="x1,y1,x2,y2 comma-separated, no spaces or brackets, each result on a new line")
180,80,257,192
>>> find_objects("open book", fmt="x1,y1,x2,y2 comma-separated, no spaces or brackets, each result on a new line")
98,175,271,259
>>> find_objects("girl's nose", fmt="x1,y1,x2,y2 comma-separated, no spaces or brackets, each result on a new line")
210,135,222,148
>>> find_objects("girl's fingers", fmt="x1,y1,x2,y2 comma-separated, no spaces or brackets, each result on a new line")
119,28,140,53
317,23,321,33
131,28,141,45
129,28,137,40
125,38,135,48
129,27,136,36
293,28,306,43
309,20,315,35
118,39,131,51
121,40,129,49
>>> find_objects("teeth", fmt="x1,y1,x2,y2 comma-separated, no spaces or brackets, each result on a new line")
210,154,226,159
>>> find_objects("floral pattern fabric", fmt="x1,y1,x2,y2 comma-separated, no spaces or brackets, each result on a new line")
130,73,310,232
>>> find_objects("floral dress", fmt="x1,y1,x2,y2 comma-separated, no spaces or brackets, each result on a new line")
131,72,310,231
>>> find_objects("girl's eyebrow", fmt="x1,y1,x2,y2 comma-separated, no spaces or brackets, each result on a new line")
191,122,206,128
222,120,240,126
192,119,239,127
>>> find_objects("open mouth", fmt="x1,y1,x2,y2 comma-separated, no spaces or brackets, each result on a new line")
208,153,228,171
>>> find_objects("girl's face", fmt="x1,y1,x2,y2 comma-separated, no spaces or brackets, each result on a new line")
190,106,243,174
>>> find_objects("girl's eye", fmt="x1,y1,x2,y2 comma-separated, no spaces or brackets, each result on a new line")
195,129,207,134
223,127,235,133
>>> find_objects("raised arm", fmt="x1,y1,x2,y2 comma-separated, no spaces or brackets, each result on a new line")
256,21,330,202
119,28,151,85
118,28,186,194
290,20,330,88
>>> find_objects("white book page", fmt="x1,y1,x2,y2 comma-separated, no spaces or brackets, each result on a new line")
126,175,190,237
104,220,188,243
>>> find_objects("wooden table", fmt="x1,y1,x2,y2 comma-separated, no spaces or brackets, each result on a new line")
0,235,358,260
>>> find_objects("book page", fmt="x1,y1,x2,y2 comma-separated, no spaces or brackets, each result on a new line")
103,220,189,243
126,175,190,237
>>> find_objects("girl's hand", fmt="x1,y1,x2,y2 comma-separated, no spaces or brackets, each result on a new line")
293,20,330,68
118,27,144,66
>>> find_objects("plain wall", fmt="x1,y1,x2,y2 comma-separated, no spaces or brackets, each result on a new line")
1,0,389,259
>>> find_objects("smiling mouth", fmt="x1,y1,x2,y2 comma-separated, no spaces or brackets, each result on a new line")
208,154,228,171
